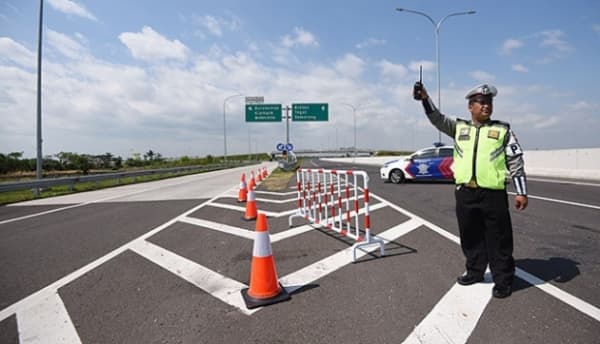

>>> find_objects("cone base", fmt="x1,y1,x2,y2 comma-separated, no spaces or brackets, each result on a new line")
242,216,257,221
241,284,291,309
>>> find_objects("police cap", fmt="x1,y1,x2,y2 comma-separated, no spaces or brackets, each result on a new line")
465,84,498,99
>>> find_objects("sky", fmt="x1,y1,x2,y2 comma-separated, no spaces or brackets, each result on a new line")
1,0,599,159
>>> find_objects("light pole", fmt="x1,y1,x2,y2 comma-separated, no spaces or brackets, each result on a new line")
396,7,475,144
223,93,243,163
341,102,369,159
35,0,44,196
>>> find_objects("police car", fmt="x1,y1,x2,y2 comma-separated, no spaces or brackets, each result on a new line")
380,145,454,184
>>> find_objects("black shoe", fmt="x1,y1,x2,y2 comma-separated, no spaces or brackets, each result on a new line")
492,285,512,298
457,274,484,286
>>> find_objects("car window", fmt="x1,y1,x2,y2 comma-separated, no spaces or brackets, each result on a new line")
439,148,454,157
414,148,436,159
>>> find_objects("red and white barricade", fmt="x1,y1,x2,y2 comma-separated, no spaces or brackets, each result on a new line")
289,168,385,262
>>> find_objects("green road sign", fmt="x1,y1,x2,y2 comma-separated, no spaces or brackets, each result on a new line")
292,103,328,121
245,104,282,122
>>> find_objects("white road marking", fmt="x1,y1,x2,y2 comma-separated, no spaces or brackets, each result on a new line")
16,292,82,344
280,218,424,294
507,192,600,210
403,273,494,344
178,216,255,240
515,268,600,322
129,240,254,315
372,192,600,326
528,177,600,187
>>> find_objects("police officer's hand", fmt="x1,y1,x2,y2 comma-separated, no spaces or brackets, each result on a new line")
413,82,429,100
515,195,528,210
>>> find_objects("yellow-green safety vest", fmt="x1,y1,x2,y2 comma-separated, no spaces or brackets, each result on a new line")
454,119,508,189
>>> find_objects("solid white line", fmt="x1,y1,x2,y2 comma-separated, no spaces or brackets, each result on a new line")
527,177,600,187
370,192,600,325
0,193,222,322
279,218,423,294
515,268,600,322
507,192,600,210
16,292,82,344
129,240,254,315
178,216,255,240
403,273,494,344
255,190,297,196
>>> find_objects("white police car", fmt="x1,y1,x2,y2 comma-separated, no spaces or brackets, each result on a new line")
380,145,454,184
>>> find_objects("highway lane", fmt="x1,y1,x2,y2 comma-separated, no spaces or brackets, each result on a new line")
0,159,598,343
314,159,600,307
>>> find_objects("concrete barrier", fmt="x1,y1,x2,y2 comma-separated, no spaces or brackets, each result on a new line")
321,148,600,181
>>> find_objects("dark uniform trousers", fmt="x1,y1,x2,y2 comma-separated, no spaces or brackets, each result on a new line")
455,186,515,288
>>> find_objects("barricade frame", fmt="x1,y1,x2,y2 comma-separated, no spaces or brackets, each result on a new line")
289,168,385,262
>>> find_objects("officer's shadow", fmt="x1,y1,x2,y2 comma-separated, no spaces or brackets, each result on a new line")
513,257,580,292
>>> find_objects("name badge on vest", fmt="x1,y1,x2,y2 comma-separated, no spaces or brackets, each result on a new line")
458,127,470,140
487,130,500,140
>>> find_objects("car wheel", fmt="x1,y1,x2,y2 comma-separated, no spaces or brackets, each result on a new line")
389,169,405,184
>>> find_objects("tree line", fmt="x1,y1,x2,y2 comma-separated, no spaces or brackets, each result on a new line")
0,150,219,175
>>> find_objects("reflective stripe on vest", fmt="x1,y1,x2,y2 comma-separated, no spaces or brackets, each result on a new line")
453,120,508,189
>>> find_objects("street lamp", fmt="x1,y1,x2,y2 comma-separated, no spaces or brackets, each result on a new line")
223,93,243,163
341,102,369,159
396,7,475,144
35,0,44,196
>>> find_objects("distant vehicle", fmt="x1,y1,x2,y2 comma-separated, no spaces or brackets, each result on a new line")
380,145,454,184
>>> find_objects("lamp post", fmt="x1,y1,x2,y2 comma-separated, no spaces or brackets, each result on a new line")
223,93,243,163
35,0,44,196
396,8,475,144
341,102,369,159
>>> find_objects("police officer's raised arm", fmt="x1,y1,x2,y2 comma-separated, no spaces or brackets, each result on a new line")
413,83,456,138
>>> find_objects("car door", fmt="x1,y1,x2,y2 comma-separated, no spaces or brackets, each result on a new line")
407,148,436,179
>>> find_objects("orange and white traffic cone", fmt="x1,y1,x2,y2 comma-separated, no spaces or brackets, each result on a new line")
241,213,290,309
248,171,256,190
262,167,268,179
257,169,263,182
242,185,258,221
238,173,247,203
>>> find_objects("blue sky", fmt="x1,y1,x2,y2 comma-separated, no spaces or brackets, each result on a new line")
1,0,599,158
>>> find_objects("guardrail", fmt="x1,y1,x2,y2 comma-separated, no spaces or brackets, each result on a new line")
0,163,253,193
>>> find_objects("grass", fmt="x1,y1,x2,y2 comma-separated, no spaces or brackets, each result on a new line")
259,167,297,191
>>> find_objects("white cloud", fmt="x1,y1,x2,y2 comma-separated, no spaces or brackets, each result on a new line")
470,70,495,82
334,53,364,78
119,26,190,62
46,29,88,60
196,15,241,37
0,37,36,68
355,38,386,49
408,61,435,73
47,0,97,21
512,64,528,73
378,59,407,81
535,30,574,63
281,27,318,48
500,39,523,55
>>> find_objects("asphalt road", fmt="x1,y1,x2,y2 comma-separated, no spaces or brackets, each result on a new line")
0,160,598,344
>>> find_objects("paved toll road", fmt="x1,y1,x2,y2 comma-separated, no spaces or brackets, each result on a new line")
1,160,599,343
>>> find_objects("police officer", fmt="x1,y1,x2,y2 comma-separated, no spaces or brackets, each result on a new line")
414,82,528,298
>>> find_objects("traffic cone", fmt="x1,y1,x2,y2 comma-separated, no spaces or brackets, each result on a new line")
248,171,256,190
241,213,290,309
257,169,263,182
242,185,258,221
262,167,268,179
238,173,247,203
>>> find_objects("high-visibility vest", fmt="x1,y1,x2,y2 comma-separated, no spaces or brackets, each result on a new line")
453,119,509,189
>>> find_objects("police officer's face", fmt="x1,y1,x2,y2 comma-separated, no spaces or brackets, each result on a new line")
468,96,493,123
